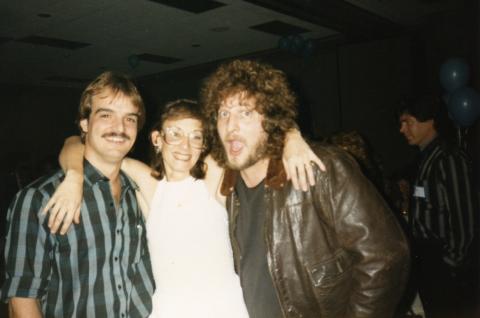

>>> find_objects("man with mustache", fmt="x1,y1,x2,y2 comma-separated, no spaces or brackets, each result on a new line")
1,71,155,317
200,59,410,318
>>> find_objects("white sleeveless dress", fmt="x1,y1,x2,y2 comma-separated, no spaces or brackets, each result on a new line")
146,176,249,318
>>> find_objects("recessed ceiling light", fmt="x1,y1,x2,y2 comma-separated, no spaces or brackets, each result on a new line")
210,26,229,32
37,13,52,18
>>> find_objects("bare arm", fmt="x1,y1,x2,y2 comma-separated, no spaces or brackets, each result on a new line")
121,158,158,218
204,155,225,206
59,136,84,178
44,137,157,232
43,136,84,234
9,297,43,318
283,128,326,191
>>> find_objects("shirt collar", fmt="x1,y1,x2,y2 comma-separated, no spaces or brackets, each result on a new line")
83,159,139,191
420,136,440,156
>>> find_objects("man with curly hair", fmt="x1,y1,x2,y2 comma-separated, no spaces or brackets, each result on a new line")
200,59,410,318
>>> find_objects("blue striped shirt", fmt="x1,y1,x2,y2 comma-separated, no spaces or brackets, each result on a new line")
1,160,154,317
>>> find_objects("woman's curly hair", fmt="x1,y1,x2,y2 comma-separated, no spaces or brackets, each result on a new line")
150,99,208,180
200,59,298,166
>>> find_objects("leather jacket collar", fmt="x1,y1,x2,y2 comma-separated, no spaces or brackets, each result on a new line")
220,158,288,196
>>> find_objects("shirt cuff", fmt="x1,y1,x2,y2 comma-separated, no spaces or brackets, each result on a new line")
1,276,44,302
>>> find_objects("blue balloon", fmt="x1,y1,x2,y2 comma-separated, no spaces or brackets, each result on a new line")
447,87,480,127
128,55,140,69
439,58,470,92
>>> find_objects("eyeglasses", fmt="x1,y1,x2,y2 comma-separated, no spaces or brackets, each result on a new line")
161,126,204,149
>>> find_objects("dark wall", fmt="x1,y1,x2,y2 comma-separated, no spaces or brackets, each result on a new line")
0,84,81,175
412,1,478,94
134,0,478,177
411,0,479,189
136,44,345,141
2,2,477,180
136,36,414,175
338,37,414,174
0,84,81,228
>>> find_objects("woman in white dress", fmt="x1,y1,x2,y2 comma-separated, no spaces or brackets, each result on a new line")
45,99,323,318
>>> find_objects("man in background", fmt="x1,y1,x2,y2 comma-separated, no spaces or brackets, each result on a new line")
399,95,478,318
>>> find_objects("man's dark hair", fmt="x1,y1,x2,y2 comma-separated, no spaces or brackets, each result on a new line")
398,95,442,122
398,94,454,139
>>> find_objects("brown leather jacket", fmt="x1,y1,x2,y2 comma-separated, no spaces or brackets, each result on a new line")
221,145,410,318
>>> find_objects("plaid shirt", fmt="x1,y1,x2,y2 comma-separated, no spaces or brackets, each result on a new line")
1,160,154,317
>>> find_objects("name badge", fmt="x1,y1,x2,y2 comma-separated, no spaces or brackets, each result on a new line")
413,186,426,198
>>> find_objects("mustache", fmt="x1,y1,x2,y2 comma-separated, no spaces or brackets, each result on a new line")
225,133,244,143
101,132,131,140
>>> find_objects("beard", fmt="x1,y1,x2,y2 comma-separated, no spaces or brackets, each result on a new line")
224,133,268,171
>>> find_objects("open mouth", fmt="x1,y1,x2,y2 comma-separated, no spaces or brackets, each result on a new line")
228,140,244,156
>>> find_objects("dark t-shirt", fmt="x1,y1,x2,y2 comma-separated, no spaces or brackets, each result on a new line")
235,177,283,318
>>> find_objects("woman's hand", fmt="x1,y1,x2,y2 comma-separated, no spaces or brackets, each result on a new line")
43,170,83,235
283,130,326,191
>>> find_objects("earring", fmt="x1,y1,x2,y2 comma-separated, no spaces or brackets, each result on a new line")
154,145,160,154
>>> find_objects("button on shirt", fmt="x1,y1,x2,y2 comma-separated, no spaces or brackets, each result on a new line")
1,160,155,317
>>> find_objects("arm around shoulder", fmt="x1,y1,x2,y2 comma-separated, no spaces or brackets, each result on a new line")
204,155,225,205
59,136,84,174
42,135,85,234
121,157,158,211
